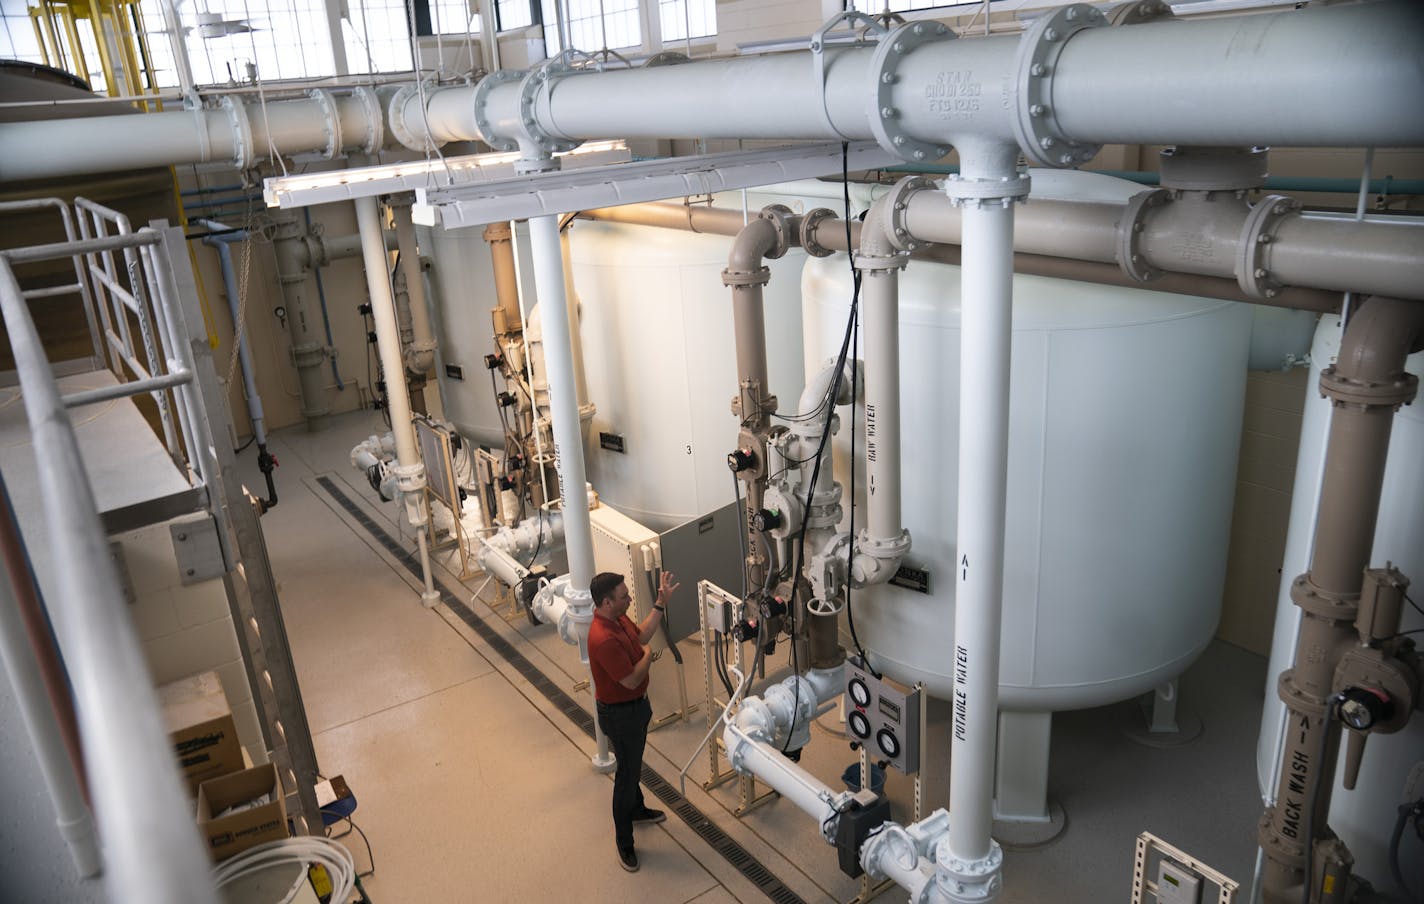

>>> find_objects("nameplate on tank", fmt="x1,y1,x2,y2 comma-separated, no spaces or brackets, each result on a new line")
890,565,930,594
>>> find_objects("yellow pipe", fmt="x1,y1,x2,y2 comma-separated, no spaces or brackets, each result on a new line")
58,8,91,89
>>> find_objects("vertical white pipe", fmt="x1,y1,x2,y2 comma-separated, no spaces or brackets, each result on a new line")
355,197,439,605
862,267,901,539
0,551,100,878
528,212,611,766
945,146,1019,886
390,200,438,366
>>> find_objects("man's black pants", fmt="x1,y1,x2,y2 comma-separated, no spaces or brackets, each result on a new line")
597,696,652,852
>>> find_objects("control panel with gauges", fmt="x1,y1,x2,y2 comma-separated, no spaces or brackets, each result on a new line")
845,656,921,774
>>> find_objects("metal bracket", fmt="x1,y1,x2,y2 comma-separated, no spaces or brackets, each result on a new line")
220,95,253,170
1116,188,1172,282
171,515,227,585
1013,3,1110,168
1236,194,1301,299
867,21,956,163
811,11,889,140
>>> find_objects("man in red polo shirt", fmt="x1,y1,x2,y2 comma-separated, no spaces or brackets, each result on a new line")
588,569,679,873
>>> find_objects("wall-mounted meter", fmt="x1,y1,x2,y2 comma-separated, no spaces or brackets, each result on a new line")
845,656,921,774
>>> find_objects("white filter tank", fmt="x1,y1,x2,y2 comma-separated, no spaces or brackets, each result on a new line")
804,256,1252,709
1256,314,1424,888
568,218,810,529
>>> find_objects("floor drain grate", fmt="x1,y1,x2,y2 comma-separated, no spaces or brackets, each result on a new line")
318,477,807,904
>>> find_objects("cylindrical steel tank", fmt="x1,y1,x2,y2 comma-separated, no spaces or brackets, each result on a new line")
1255,314,1424,888
566,185,870,529
803,255,1252,709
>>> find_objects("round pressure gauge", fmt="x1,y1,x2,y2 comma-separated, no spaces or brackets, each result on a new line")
876,728,901,760
848,710,872,740
848,677,871,709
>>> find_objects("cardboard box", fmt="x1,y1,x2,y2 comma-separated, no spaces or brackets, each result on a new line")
197,762,288,861
158,671,243,795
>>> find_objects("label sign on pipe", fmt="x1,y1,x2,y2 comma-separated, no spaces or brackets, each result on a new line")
954,643,969,741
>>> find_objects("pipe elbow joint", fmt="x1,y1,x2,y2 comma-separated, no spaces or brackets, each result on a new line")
724,217,781,280
403,341,438,376
852,529,912,587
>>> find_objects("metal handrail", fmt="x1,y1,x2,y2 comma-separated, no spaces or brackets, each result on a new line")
74,198,182,458
0,199,104,367
0,235,219,901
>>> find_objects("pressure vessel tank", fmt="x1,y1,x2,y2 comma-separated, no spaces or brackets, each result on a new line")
567,186,859,529
1255,314,1423,888
802,255,1253,710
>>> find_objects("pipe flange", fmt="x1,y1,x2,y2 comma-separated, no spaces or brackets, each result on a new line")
758,204,797,260
305,89,342,159
1107,0,1174,26
350,86,384,154
1289,574,1359,622
942,172,1032,205
192,106,213,162
1116,188,1172,282
220,95,254,170
1012,3,1109,168
1318,366,1418,410
857,252,908,272
1257,812,1306,866
812,11,889,139
857,528,912,561
935,842,1004,902
1236,194,1301,299
867,21,956,163
388,83,444,153
799,207,840,258
884,174,938,250
391,462,427,494
1160,146,1268,192
472,69,524,152
722,265,772,288
517,57,583,155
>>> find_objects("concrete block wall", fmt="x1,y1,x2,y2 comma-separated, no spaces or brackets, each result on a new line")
1217,366,1310,656
115,515,266,768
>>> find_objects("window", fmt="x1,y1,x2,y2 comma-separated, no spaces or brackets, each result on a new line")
427,0,482,35
343,0,415,74
0,10,45,68
659,0,714,43
132,0,334,87
540,0,641,55
849,0,971,13
496,0,534,31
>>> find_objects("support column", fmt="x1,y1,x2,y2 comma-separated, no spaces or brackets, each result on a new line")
527,196,613,770
355,196,439,607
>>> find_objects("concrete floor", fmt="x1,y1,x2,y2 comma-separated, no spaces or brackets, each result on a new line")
2,405,1274,903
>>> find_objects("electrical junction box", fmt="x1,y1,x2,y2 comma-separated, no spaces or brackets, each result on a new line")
845,656,921,774
1156,859,1202,904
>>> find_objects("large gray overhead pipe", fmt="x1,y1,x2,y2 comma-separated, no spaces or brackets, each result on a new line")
1,3,1421,185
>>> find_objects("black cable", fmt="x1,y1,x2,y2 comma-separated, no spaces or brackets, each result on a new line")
732,471,751,600
233,434,257,454
1389,797,1424,903
840,146,873,673
1404,590,1423,620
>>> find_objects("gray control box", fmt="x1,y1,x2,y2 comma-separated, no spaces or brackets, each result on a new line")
845,657,921,774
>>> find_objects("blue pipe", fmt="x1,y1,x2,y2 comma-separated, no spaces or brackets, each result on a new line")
182,194,264,213
200,220,279,508
179,183,245,197
303,208,345,391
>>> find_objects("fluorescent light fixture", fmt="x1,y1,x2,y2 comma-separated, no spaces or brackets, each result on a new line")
412,141,899,229
262,140,632,209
